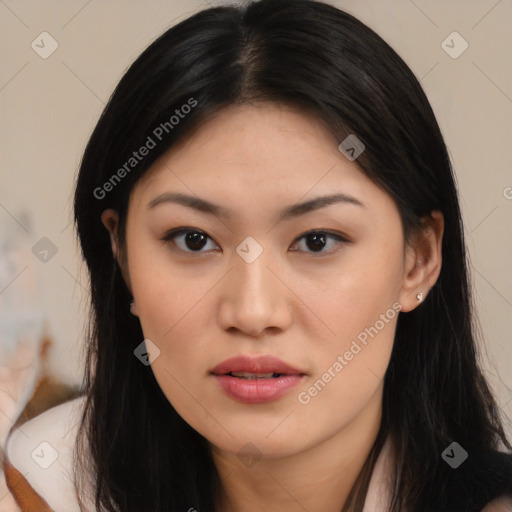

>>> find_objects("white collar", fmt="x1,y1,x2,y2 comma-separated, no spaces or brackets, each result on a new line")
362,434,394,511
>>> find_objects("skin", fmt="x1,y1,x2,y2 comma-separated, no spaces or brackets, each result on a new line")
102,102,443,512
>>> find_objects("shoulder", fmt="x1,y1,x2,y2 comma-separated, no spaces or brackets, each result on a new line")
442,445,512,511
2,395,89,512
481,495,512,511
473,447,512,511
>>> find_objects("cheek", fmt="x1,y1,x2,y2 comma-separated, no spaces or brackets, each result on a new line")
307,237,404,346
127,240,219,381
132,264,213,346
127,232,189,329
300,235,403,406
129,254,215,416
307,281,398,397
296,267,400,429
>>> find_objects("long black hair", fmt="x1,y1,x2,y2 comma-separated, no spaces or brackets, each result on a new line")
72,0,512,510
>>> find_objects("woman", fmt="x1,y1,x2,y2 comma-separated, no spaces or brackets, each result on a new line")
3,0,512,510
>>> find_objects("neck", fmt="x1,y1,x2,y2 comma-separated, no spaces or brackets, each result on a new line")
212,385,384,512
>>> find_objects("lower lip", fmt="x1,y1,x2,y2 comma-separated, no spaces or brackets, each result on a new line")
212,374,305,404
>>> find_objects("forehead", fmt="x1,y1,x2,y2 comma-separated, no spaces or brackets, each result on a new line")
134,102,370,198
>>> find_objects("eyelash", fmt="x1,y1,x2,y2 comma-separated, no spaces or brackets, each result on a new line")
160,227,349,256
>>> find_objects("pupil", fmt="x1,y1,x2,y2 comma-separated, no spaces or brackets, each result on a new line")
307,232,326,252
186,232,206,251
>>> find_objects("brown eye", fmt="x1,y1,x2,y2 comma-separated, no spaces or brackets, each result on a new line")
290,230,348,255
161,228,218,253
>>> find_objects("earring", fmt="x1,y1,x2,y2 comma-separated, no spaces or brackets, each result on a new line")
130,299,138,316
416,292,423,302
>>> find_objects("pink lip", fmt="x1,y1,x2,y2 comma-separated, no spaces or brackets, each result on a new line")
210,354,306,404
212,374,305,403
210,354,305,376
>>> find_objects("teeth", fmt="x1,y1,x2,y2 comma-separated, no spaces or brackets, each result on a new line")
230,372,279,379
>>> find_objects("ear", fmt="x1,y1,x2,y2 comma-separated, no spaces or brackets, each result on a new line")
101,209,133,294
101,209,120,259
398,210,444,312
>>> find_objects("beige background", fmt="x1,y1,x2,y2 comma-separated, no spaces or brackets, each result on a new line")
1,0,511,437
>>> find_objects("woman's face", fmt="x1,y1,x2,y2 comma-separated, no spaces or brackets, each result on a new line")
111,102,424,460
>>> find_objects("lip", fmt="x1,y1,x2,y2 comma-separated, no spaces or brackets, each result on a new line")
212,374,305,404
210,354,307,404
210,355,306,376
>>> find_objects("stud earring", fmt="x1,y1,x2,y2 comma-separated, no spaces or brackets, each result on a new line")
416,292,423,302
130,299,138,316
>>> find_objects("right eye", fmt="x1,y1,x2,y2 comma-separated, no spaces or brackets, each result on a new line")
161,227,219,254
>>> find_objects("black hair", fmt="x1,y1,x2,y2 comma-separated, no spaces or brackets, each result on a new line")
72,0,512,510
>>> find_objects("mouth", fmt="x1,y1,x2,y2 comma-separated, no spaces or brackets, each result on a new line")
210,354,307,379
221,371,287,380
211,369,306,404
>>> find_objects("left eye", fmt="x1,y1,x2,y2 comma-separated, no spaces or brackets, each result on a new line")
161,228,348,255
290,230,348,254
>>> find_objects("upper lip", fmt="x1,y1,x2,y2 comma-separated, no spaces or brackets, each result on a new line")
210,355,306,376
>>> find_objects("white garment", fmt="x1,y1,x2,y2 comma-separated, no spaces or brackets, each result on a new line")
4,396,93,512
3,396,511,512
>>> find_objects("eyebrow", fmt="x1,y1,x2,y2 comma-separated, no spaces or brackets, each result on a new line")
147,191,365,222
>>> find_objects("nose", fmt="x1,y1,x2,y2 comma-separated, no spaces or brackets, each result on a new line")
217,252,293,338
